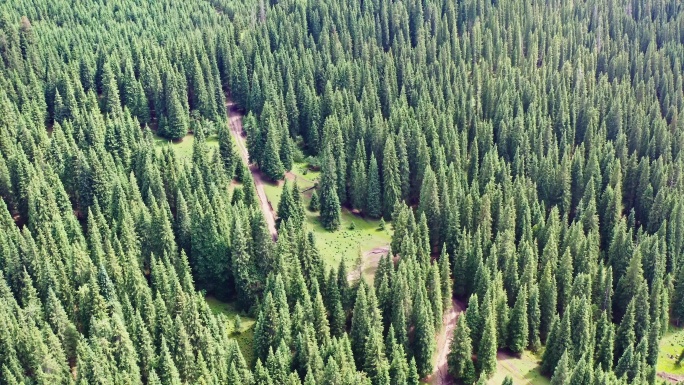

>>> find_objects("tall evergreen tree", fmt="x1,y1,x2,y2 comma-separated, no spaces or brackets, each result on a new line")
319,148,341,231
366,153,382,218
447,316,476,384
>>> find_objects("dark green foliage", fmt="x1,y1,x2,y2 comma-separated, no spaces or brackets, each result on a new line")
365,153,382,219
319,148,340,231
508,285,528,355
673,266,684,325
447,316,476,383
412,286,435,378
0,0,682,382
350,141,367,211
309,190,320,212
477,302,497,378
262,125,285,181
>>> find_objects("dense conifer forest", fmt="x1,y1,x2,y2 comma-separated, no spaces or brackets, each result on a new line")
1,0,684,384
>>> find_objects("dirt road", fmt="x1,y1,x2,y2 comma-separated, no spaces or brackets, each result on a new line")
428,298,466,385
347,245,390,282
658,372,684,383
226,100,278,241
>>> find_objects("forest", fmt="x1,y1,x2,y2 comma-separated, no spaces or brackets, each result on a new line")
1,0,684,384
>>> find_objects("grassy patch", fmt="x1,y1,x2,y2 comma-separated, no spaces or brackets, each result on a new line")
262,162,392,277
291,162,320,185
489,351,550,385
153,133,219,160
205,296,256,367
658,326,684,376
304,209,391,278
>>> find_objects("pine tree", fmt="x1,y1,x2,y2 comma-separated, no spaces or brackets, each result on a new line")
364,329,389,385
218,124,238,178
477,302,497,377
382,136,401,219
277,180,296,225
158,337,182,385
539,263,557,342
508,285,528,355
447,316,476,383
232,215,256,310
351,284,371,368
366,153,382,218
319,148,341,231
350,141,367,211
427,263,443,330
527,283,542,352
309,190,320,212
550,351,571,385
673,265,684,325
597,313,615,372
165,86,188,140
280,132,294,172
101,61,123,117
615,300,636,364
263,124,285,181
439,248,452,311
417,165,441,248
412,286,436,377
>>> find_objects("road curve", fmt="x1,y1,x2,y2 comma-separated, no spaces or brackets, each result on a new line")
226,100,278,241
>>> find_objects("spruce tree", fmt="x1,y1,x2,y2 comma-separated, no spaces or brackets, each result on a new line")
351,284,370,368
673,265,684,325
539,263,557,342
309,190,320,212
447,316,476,383
550,351,571,385
508,285,528,355
412,286,435,378
366,153,382,218
277,180,296,225
417,165,441,248
527,283,542,352
382,135,401,219
263,125,285,181
477,303,497,378
319,148,341,231
438,248,452,311
615,300,636,364
350,141,367,211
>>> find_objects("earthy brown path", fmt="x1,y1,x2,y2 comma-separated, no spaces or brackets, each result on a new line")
428,298,465,385
226,100,278,241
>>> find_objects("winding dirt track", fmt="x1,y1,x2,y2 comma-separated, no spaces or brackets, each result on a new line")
226,100,278,241
659,372,684,383
427,298,465,385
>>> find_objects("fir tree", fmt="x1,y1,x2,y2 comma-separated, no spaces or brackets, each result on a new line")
263,125,285,181
447,316,476,383
350,141,367,211
477,302,497,377
550,351,571,385
309,190,320,212
366,153,382,218
412,286,436,378
319,148,341,231
508,285,528,355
